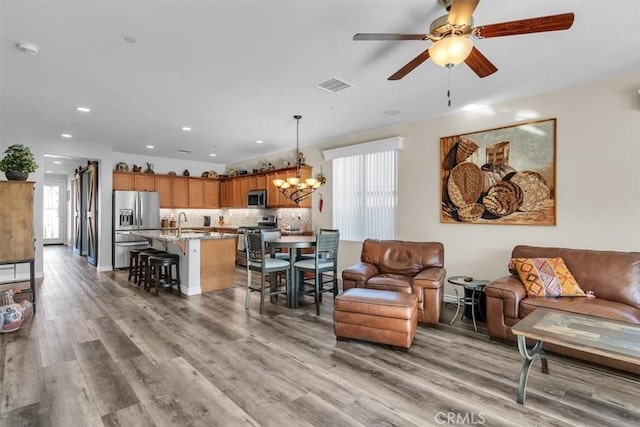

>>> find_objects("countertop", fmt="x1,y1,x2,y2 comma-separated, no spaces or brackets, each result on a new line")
132,230,238,242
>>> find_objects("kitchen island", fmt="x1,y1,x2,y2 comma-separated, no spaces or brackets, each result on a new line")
132,230,237,296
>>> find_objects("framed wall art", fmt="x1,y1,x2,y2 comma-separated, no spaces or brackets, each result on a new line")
440,118,556,225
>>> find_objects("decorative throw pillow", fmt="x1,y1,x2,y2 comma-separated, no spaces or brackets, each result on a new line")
511,257,586,297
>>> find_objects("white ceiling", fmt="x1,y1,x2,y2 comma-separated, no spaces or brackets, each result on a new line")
2,0,639,170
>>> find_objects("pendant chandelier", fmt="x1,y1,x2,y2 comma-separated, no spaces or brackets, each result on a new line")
272,115,324,204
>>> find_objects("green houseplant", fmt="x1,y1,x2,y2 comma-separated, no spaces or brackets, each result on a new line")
0,144,39,181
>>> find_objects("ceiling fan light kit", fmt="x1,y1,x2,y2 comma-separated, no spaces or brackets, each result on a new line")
429,35,473,67
353,0,574,80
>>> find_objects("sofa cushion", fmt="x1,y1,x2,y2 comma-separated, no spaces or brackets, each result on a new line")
511,257,585,297
512,245,640,309
366,274,413,293
520,297,640,324
361,239,444,276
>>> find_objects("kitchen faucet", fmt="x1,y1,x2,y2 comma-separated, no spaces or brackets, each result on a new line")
178,212,187,235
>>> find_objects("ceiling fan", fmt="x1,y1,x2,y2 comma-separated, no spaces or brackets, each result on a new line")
354,0,575,80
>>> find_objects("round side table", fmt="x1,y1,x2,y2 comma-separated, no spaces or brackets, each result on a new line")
447,276,490,332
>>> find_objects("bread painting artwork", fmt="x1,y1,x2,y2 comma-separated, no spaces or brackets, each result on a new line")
440,119,556,226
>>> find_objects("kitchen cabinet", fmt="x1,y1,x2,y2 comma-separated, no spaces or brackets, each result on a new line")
203,179,221,208
113,172,134,190
134,174,155,191
172,177,189,208
153,175,172,208
249,174,266,191
220,179,232,207
112,172,155,191
188,178,204,208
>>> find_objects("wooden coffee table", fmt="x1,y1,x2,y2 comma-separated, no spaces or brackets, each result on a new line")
511,308,640,404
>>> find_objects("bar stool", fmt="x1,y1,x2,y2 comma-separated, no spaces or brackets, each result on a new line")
138,248,165,289
148,253,181,296
127,247,146,283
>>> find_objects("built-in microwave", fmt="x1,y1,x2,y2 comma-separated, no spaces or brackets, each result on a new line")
247,190,266,208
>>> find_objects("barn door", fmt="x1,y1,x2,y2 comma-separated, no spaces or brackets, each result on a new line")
86,161,98,266
73,172,82,254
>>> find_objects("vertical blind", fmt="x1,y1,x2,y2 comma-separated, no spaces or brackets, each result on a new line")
333,149,397,241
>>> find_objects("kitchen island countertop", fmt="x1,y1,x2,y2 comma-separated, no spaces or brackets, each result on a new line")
133,230,237,242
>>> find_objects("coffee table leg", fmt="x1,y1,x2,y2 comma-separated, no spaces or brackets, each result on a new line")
516,335,548,404
471,288,478,332
449,287,461,325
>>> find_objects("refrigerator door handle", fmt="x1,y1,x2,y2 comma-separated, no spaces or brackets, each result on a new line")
139,194,143,227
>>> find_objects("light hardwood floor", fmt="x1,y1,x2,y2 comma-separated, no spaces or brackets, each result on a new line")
1,245,639,426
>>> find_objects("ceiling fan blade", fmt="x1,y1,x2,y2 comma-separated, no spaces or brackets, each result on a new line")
448,0,479,26
474,13,575,38
464,47,497,78
388,48,431,80
353,33,427,41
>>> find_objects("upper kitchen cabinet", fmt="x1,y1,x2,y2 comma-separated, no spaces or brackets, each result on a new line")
113,172,134,190
188,178,204,208
112,172,155,191
203,179,221,208
134,174,155,191
172,176,189,208
249,174,266,191
220,179,232,208
154,175,172,208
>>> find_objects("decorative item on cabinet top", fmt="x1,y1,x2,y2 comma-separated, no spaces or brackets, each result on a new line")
115,162,129,172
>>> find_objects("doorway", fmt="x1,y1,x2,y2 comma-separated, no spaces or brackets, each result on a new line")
43,180,66,245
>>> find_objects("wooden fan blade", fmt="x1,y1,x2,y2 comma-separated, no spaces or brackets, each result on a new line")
474,13,575,38
448,0,480,26
464,47,497,78
353,33,427,41
388,48,431,80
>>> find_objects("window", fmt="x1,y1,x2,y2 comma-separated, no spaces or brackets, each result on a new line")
323,137,403,241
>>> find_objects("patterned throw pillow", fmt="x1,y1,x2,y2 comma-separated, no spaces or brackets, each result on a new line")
511,257,586,297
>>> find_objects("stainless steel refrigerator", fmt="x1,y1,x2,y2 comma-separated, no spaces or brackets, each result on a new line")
112,190,160,269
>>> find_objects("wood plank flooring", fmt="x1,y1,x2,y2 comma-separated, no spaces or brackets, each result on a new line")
1,245,639,426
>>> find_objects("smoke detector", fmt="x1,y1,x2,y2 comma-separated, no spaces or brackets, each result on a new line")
16,42,39,55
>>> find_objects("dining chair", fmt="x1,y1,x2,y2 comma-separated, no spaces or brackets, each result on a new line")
260,229,289,260
245,233,290,314
293,231,340,315
300,228,339,260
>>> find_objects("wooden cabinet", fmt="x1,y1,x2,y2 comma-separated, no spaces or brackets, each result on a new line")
0,181,34,262
188,178,204,208
134,174,155,191
172,177,189,208
113,172,155,191
203,180,221,208
113,172,134,190
220,180,232,207
154,175,173,208
249,174,266,191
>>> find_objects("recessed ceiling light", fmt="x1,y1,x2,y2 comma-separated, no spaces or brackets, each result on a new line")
53,161,62,164
146,145,154,149
182,126,191,131
209,153,217,157
61,133,72,138
255,140,263,144
45,170,53,173
76,106,91,113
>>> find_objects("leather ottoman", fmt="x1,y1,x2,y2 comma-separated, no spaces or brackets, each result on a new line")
334,288,418,351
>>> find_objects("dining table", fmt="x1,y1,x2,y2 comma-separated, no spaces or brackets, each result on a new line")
267,235,316,308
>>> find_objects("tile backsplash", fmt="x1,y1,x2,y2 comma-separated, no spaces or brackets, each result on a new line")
159,208,311,231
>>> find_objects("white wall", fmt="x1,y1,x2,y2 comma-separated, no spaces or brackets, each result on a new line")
306,70,640,293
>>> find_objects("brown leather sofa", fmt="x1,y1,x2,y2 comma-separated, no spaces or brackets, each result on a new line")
486,245,640,374
341,239,445,327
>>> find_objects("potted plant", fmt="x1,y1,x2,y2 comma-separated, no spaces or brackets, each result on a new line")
0,144,39,181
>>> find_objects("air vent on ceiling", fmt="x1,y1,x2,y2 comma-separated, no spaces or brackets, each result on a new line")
315,77,353,94
176,149,192,153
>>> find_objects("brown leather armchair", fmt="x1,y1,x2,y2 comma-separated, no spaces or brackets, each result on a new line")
341,239,445,327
